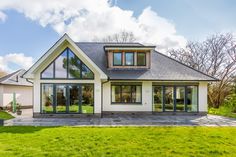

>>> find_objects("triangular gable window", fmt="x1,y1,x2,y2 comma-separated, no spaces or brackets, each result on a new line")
41,48,94,79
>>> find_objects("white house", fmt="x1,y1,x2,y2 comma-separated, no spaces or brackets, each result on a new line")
0,69,33,108
23,34,217,117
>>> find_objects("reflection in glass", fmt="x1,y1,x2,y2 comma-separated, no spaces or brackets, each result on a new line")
113,52,122,66
112,86,121,102
122,86,132,102
69,85,79,113
137,53,146,66
82,64,94,79
68,50,81,78
41,63,54,78
82,85,94,113
125,52,134,65
56,85,67,113
55,50,67,78
187,86,198,112
165,87,174,111
131,86,141,103
42,84,54,113
153,86,163,112
176,87,185,111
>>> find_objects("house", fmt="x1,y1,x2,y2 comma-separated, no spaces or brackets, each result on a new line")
0,69,33,109
23,34,217,117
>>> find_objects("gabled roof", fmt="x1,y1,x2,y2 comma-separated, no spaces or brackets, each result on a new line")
0,69,32,86
23,34,107,79
76,42,217,81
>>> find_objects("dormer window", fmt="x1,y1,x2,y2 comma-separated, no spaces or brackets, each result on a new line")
125,52,134,66
137,52,146,66
113,52,122,66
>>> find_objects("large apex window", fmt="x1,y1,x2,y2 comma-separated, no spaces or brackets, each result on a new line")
111,84,141,104
113,52,122,66
41,48,94,79
125,52,134,66
137,52,146,66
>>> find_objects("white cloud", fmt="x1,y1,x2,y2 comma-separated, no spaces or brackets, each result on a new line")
0,0,187,52
0,53,33,72
0,11,7,22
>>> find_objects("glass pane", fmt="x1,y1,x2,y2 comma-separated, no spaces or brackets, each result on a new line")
56,85,67,113
69,85,79,113
137,53,146,66
165,86,174,111
82,64,94,79
187,86,198,112
41,63,54,78
122,86,132,103
55,50,67,78
112,86,121,103
82,85,94,113
153,86,163,112
113,52,122,65
68,50,81,78
125,52,134,65
176,87,185,112
131,86,141,103
42,84,54,113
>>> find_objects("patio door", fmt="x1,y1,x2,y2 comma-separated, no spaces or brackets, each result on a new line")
42,84,94,114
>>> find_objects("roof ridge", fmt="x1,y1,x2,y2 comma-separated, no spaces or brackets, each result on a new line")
154,50,219,81
76,41,143,44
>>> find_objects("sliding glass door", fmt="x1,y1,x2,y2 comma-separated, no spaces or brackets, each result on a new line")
153,85,198,112
41,84,94,114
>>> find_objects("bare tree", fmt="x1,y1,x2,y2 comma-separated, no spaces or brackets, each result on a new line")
168,33,236,108
100,31,136,43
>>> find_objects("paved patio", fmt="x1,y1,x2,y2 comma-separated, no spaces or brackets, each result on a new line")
4,109,236,126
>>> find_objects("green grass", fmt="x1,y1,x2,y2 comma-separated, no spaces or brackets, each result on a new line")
0,127,236,157
209,106,236,118
43,105,94,113
0,111,14,120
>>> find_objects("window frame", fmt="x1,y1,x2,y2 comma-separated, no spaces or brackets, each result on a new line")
40,83,94,114
40,48,94,80
113,52,123,66
111,84,142,104
124,52,134,66
137,52,146,66
152,85,199,112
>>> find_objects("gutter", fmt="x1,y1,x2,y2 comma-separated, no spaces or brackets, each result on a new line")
101,77,110,118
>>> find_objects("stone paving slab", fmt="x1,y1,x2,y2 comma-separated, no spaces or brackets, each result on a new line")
3,114,236,126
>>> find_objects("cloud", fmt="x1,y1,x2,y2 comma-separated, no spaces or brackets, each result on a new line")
0,53,33,72
0,11,7,22
0,0,187,52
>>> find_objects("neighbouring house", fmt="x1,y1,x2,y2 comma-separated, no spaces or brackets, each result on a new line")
23,34,217,117
0,69,33,109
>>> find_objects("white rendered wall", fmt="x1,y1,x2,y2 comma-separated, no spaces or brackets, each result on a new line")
198,82,208,112
1,85,32,107
102,81,153,112
0,85,3,107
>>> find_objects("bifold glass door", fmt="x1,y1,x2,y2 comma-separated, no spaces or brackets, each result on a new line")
42,84,94,114
153,85,198,112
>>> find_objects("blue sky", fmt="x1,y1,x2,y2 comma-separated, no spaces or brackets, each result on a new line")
0,0,235,72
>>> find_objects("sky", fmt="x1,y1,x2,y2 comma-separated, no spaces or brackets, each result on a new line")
0,0,235,72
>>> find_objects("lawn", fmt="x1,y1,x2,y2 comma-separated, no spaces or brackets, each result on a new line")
0,111,14,120
0,127,236,157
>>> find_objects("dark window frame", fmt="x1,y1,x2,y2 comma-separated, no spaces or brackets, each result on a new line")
40,83,94,114
40,48,94,80
124,52,134,66
137,52,146,66
152,85,199,113
113,52,123,66
111,84,142,104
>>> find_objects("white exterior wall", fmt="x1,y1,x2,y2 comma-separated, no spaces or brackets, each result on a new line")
103,81,209,113
0,85,33,107
103,81,153,112
198,82,208,112
32,43,102,114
